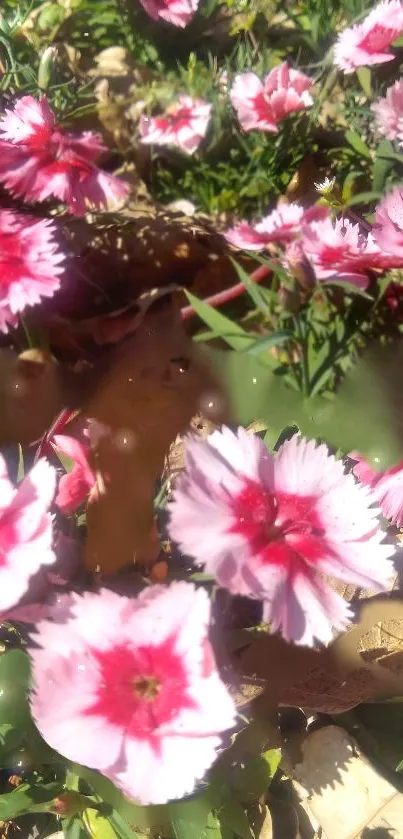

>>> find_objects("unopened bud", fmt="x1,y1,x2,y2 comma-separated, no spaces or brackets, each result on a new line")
38,45,58,90
284,240,316,291
50,792,90,817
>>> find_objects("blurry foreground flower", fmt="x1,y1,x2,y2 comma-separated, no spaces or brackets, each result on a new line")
374,186,403,257
53,434,98,515
334,0,403,73
225,202,305,250
0,458,56,612
168,428,394,646
30,583,236,804
0,211,65,332
372,79,403,143
352,453,403,527
139,96,211,154
230,62,313,133
139,0,198,26
0,96,129,215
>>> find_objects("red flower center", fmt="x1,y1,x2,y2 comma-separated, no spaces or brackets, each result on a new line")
230,479,328,572
86,638,195,738
361,24,394,53
0,231,24,288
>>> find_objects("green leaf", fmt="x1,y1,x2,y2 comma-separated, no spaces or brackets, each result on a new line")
82,809,121,839
261,748,281,777
241,331,290,356
230,755,273,802
356,66,372,98
107,809,147,839
219,801,253,839
0,782,63,821
375,146,403,165
184,292,276,366
0,649,32,729
344,191,381,207
372,141,395,192
204,345,402,467
345,130,372,160
170,795,213,839
229,259,270,315
63,817,89,839
184,291,256,352
17,444,24,481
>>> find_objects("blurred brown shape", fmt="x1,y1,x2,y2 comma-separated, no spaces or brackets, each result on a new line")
239,596,403,713
83,299,227,573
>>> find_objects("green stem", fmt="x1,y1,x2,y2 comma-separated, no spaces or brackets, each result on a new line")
295,316,310,398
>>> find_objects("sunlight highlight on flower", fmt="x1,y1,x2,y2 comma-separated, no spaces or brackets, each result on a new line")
372,78,403,142
53,434,98,515
225,203,305,250
0,211,65,332
139,0,199,27
30,583,236,804
0,96,129,215
334,0,403,73
352,453,403,527
168,428,394,647
139,96,211,154
230,62,313,133
0,457,56,612
374,186,403,257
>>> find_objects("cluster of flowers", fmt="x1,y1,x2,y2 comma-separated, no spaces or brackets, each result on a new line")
137,0,403,157
0,421,397,801
224,191,403,290
141,0,403,78
0,95,129,331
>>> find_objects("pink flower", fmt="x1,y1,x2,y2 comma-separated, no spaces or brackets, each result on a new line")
301,213,398,289
230,63,313,133
0,457,56,613
334,0,403,73
30,583,236,804
352,453,403,527
53,434,97,515
168,428,394,647
0,211,65,333
372,79,403,142
139,0,198,27
0,96,129,215
225,203,305,251
373,187,403,257
139,96,211,155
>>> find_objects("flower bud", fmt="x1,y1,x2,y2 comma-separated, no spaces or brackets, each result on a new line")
284,240,316,291
38,45,58,91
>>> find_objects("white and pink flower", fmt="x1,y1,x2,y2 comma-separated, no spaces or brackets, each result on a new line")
334,0,403,73
0,457,56,613
300,213,401,289
30,583,236,804
372,79,403,142
373,186,403,257
53,435,98,515
139,96,211,154
230,62,313,133
139,0,198,27
0,211,65,333
0,96,129,215
168,428,394,647
352,453,403,528
225,203,305,250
